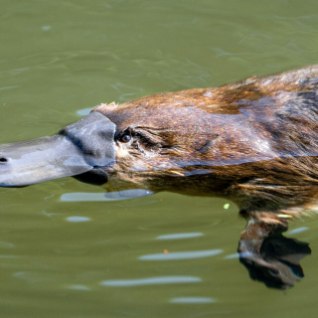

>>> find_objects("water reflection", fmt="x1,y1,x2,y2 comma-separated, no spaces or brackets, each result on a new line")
287,226,309,235
156,232,204,240
238,222,311,289
224,253,240,260
100,276,202,287
65,216,91,223
76,107,92,117
170,297,216,304
67,284,92,291
60,189,153,202
139,249,222,261
0,241,15,249
0,255,18,259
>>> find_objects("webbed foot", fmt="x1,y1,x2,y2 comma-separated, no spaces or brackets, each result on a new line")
238,213,311,289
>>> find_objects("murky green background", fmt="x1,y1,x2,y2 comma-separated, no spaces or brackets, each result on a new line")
1,0,318,317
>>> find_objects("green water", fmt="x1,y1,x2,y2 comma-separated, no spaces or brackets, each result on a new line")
1,0,318,317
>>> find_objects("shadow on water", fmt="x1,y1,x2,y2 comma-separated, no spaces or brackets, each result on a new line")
238,224,311,289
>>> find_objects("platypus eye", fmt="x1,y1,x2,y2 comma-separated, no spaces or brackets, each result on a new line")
117,129,132,143
120,134,131,143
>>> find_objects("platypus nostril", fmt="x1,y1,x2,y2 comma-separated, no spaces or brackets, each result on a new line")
0,157,8,163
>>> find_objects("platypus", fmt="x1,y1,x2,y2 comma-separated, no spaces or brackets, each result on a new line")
0,65,317,289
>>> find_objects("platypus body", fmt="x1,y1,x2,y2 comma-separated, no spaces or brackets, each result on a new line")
0,65,317,289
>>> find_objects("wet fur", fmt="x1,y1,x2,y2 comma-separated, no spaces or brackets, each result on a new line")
95,65,318,224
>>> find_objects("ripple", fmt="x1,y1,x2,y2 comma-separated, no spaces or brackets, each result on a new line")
170,297,216,304
0,241,15,249
224,253,240,260
60,189,153,202
65,216,91,223
139,249,223,261
0,254,18,259
156,232,204,240
76,107,92,117
41,25,52,32
67,284,91,291
0,85,19,92
288,226,309,235
100,276,201,287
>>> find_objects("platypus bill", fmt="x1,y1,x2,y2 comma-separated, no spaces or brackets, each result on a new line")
0,65,317,289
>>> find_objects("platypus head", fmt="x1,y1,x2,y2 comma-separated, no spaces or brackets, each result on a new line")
0,92,224,192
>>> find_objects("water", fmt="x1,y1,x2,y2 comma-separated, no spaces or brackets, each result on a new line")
1,0,318,317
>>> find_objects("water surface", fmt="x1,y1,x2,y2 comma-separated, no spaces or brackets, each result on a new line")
1,1,318,317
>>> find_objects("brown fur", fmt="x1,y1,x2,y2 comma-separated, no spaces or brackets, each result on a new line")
95,65,318,224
